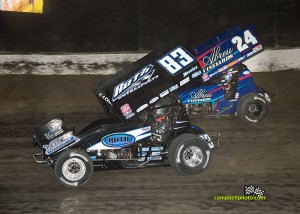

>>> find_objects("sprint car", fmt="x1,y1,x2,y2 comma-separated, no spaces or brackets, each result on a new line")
179,63,272,123
177,25,273,123
33,25,265,187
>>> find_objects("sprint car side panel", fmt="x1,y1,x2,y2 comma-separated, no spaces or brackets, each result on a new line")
236,69,258,96
178,65,266,116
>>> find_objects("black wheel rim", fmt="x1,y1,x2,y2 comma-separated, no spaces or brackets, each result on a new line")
247,101,263,117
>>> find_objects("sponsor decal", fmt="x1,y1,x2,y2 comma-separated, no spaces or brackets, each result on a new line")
199,134,214,149
102,133,136,148
160,89,169,98
243,71,250,75
253,44,263,53
254,96,266,104
208,59,239,78
235,93,239,99
157,46,195,75
142,126,151,132
98,92,112,106
246,45,263,58
44,119,64,140
188,89,212,103
147,156,162,161
238,56,247,62
198,46,234,73
120,103,135,119
112,64,158,101
69,152,89,162
192,70,202,79
203,150,210,169
43,131,76,155
202,73,210,82
169,84,179,93
183,65,198,77
176,144,184,163
87,127,151,151
180,77,190,86
149,96,159,104
136,103,149,113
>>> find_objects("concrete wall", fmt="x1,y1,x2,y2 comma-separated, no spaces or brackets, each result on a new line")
0,49,299,75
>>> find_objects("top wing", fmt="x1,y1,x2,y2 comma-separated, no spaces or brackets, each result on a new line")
95,47,201,122
194,25,263,78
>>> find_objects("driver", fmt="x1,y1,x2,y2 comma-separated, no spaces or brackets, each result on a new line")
221,71,233,90
151,97,174,142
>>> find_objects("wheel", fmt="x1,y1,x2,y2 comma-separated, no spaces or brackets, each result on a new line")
55,149,94,187
168,134,211,175
237,93,268,123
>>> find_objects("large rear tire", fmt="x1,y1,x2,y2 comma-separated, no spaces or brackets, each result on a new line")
55,149,94,187
237,93,268,123
168,134,211,175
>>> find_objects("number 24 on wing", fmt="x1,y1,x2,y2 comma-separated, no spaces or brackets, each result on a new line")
231,29,258,52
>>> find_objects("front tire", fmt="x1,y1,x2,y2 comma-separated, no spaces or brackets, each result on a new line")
237,93,268,123
55,149,94,187
168,134,211,175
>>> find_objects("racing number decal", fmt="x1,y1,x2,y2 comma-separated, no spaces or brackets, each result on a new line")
157,47,195,75
231,30,258,52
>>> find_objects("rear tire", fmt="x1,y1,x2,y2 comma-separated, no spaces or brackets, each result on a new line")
55,149,93,187
237,93,268,123
168,134,211,175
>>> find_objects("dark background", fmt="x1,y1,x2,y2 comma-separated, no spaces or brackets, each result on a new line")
0,0,299,52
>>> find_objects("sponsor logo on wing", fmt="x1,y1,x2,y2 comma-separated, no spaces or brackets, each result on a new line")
188,89,212,103
160,89,169,98
120,103,135,119
149,96,159,104
169,84,179,93
112,64,157,101
98,92,112,106
136,103,149,113
198,46,234,73
183,65,198,77
192,70,202,79
180,77,190,86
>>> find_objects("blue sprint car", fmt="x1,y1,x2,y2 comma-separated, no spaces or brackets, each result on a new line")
179,63,272,123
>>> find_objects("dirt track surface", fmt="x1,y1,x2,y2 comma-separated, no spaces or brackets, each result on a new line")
0,71,299,213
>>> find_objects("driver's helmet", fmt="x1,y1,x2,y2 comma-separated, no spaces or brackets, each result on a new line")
153,97,174,122
221,72,233,86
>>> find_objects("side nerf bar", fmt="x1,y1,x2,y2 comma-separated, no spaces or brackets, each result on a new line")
33,153,48,164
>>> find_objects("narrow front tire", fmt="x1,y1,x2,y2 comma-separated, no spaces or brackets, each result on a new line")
55,149,93,187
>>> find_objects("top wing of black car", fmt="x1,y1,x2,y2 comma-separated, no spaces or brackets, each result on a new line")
94,47,202,122
94,25,264,122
